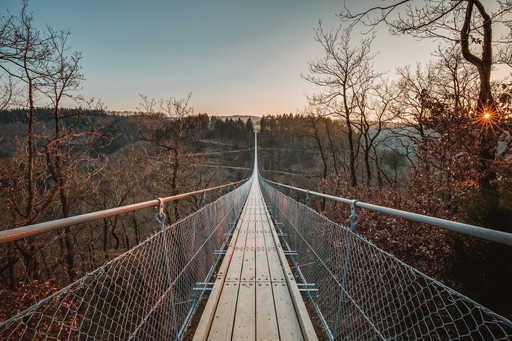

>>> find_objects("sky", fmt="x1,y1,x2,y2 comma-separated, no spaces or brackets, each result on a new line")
0,0,498,116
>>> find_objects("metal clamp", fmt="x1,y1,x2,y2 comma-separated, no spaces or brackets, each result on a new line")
305,191,311,207
155,198,166,230
201,190,207,205
349,200,359,231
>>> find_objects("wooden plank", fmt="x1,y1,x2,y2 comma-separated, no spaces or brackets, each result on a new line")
234,220,251,247
256,282,279,341
260,220,275,247
263,205,319,341
225,220,249,281
255,245,270,282
241,217,256,281
255,208,271,282
232,282,256,341
240,247,256,281
264,223,287,282
192,194,251,341
194,178,318,341
225,248,244,281
254,219,266,249
206,282,239,341
244,219,257,249
273,283,304,341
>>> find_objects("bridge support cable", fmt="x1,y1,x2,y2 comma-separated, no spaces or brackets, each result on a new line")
0,180,252,340
259,177,512,340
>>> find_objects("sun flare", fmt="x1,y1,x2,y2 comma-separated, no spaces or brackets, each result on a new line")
472,107,499,130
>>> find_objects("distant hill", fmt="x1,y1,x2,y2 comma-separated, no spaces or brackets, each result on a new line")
104,111,261,123
217,115,261,123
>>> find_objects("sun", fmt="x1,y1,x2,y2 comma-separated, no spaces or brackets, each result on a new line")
472,107,499,130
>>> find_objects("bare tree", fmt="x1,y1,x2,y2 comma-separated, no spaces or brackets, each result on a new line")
303,23,377,187
0,1,54,226
324,117,342,178
0,76,15,110
0,1,107,282
433,44,479,111
138,93,201,221
37,29,104,280
0,1,55,281
301,106,329,181
341,0,512,190
356,80,401,187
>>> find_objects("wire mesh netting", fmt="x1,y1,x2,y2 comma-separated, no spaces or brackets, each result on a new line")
259,178,512,341
0,179,252,340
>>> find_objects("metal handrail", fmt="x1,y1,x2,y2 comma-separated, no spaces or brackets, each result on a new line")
0,179,247,243
263,178,512,247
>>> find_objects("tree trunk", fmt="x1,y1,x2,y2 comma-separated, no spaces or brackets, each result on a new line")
342,84,357,187
460,0,497,192
171,145,181,222
325,122,340,177
364,142,372,187
373,146,383,189
310,117,328,180
15,240,39,281
346,118,357,187
26,80,36,220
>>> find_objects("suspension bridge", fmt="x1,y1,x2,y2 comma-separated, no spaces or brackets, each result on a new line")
1,133,511,340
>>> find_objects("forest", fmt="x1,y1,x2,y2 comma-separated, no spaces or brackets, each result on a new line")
1,0,511,324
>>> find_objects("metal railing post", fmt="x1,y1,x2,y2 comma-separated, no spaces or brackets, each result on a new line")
298,191,311,263
333,200,359,340
155,199,179,338
274,184,281,224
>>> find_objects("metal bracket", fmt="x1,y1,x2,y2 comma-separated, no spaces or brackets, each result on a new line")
274,222,284,232
192,282,215,299
213,250,226,262
277,232,289,239
297,283,319,301
305,191,311,207
284,250,299,262
201,190,206,205
349,200,359,231
155,198,166,230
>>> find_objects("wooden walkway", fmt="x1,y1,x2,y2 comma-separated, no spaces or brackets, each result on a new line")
193,177,318,341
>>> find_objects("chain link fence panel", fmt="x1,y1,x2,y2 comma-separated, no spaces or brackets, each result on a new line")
0,179,251,340
260,178,512,341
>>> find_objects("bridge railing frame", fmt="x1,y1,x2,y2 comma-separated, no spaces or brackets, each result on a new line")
0,177,253,340
0,180,246,244
259,176,512,340
263,179,512,246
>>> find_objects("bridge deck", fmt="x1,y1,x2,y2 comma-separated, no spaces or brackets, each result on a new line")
193,178,317,341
